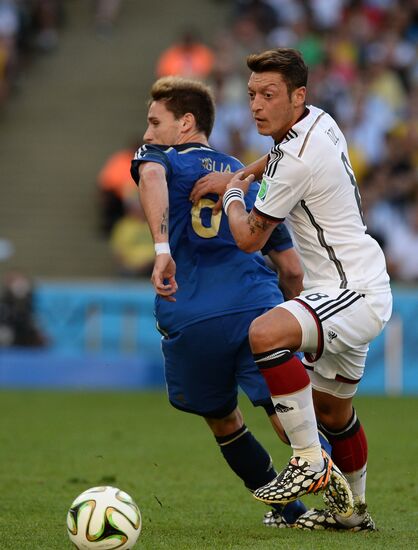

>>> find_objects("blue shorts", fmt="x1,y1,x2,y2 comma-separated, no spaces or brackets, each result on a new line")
161,309,274,418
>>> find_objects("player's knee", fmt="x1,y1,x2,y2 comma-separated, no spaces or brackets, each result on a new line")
205,408,243,437
315,404,353,432
249,316,282,353
249,308,301,353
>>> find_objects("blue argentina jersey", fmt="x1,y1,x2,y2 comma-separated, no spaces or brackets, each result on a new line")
131,143,292,334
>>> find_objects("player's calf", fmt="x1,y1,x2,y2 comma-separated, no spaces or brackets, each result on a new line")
318,409,368,505
214,424,307,524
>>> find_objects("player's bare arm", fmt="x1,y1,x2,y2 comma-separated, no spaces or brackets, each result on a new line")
190,154,269,205
160,207,168,236
138,162,169,242
225,172,278,252
268,248,304,300
138,161,178,301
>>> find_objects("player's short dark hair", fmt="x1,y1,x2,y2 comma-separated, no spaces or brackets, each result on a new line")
150,77,215,138
247,48,308,98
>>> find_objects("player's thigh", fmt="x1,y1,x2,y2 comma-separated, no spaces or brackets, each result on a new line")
161,315,246,417
280,288,384,357
276,288,386,391
249,305,303,352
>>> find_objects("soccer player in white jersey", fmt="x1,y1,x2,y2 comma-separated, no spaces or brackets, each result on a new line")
192,48,392,531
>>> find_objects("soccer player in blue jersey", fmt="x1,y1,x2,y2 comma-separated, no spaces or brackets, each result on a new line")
129,76,307,527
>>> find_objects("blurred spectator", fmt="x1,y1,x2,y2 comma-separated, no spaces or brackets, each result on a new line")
97,140,139,235
92,0,122,36
342,80,398,166
0,271,47,347
0,237,14,261
32,0,63,52
0,0,65,108
293,17,325,68
309,0,345,31
109,193,154,278
233,0,279,35
0,0,19,104
383,194,418,283
156,29,215,79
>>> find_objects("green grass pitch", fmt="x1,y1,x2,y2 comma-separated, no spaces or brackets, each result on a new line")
0,391,417,549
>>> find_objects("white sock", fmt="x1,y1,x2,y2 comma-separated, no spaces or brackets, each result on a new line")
271,383,323,468
345,465,367,503
334,466,368,526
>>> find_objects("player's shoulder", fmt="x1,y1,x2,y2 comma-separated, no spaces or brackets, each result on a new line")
133,143,174,161
290,106,343,158
131,144,176,184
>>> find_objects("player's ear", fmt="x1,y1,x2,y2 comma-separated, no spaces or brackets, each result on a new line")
182,112,196,132
292,86,306,108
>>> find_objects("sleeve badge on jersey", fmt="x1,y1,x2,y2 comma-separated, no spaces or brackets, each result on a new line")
257,178,270,202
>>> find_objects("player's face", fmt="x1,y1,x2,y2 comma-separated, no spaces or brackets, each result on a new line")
248,71,306,142
143,101,183,145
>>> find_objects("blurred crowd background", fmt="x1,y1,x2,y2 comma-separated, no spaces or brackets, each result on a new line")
101,0,418,283
0,0,417,347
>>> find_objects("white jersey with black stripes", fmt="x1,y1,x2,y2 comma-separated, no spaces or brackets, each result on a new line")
253,105,390,296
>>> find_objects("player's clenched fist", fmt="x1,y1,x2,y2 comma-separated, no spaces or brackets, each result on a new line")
152,254,178,302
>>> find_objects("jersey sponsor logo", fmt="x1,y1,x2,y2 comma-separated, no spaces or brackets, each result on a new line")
274,402,294,413
257,178,269,201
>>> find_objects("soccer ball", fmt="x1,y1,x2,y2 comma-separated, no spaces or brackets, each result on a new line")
67,486,142,549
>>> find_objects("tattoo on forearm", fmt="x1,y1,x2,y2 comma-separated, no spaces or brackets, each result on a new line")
247,212,273,235
161,208,168,235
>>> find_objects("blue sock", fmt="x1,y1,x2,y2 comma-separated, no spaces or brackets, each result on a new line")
215,425,276,490
318,429,332,456
280,500,307,523
215,425,306,522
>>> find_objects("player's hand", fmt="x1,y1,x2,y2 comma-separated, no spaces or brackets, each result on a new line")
151,254,178,302
226,171,255,195
190,172,233,205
